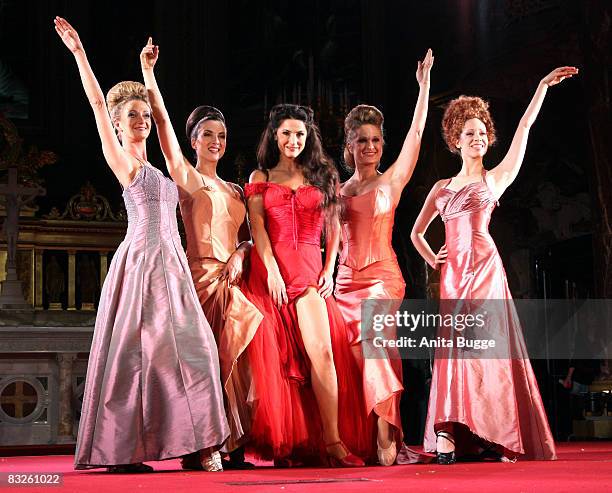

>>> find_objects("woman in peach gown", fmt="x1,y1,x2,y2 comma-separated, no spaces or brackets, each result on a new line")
140,39,262,469
334,49,433,465
411,66,578,463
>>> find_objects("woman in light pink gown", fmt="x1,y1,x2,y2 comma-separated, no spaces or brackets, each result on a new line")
411,66,578,463
334,50,433,465
55,18,228,472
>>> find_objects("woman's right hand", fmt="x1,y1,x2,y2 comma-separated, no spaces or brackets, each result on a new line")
433,244,448,270
54,16,83,54
267,267,288,308
140,37,159,71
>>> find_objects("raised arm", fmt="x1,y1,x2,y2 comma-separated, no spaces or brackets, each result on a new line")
54,17,135,187
140,38,196,191
410,180,447,269
488,66,578,198
383,49,434,196
247,170,288,307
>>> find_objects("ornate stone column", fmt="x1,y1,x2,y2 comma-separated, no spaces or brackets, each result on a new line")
99,251,108,286
34,250,43,310
56,353,76,442
67,250,76,310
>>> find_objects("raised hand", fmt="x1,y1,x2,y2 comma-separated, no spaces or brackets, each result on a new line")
416,48,434,87
542,66,578,87
54,16,83,53
140,37,159,71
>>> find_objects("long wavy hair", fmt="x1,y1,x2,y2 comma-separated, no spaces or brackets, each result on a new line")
256,104,339,214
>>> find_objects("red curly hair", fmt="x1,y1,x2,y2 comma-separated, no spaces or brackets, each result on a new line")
442,96,497,154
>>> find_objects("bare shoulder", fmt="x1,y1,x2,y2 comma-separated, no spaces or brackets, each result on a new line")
249,169,267,183
229,182,245,199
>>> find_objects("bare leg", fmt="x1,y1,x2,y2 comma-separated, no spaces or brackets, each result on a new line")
295,288,345,457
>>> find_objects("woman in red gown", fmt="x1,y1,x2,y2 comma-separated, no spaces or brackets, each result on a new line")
335,50,433,465
411,66,578,463
243,104,369,466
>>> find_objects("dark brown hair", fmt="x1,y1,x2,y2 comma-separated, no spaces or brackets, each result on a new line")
256,104,339,213
185,105,226,142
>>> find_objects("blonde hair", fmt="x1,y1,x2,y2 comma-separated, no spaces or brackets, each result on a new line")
442,96,497,154
106,81,149,123
343,104,384,169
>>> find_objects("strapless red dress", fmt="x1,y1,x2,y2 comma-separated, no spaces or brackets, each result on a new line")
242,182,370,463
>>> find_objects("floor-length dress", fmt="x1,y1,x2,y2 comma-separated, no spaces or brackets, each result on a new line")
242,182,370,463
423,171,556,460
334,186,405,458
179,180,262,451
75,163,229,468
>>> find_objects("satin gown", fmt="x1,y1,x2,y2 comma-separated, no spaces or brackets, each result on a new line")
242,182,370,462
423,171,556,460
179,179,262,452
334,186,405,457
75,164,229,468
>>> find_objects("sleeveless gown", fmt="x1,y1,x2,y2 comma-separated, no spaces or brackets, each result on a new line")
423,172,556,460
334,186,405,457
242,182,370,462
179,180,262,452
75,164,229,468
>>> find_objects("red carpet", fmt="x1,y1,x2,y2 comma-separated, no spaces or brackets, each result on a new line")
1,442,611,492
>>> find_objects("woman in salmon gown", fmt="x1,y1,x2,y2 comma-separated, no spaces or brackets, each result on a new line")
55,18,229,472
334,50,434,465
140,40,262,469
411,66,578,463
243,104,369,466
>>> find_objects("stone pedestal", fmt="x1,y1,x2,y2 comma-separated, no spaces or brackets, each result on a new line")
0,267,29,309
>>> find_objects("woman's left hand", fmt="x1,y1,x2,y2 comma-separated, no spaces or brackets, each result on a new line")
317,268,334,299
221,252,243,284
542,66,578,87
416,48,434,87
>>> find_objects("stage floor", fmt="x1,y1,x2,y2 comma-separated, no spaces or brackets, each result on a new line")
1,442,611,492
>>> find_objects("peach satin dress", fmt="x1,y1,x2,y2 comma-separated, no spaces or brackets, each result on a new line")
179,180,262,452
334,186,405,453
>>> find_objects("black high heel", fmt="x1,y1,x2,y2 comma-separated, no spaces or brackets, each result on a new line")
436,431,456,465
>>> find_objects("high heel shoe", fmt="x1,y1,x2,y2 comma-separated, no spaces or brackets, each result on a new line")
325,441,364,467
377,437,397,466
436,431,456,465
201,451,223,472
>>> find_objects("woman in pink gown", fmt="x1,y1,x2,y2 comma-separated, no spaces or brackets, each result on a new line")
55,18,229,472
411,66,578,463
140,40,262,469
334,50,433,465
243,104,369,466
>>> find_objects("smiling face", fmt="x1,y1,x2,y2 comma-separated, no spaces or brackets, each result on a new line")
276,119,307,159
191,119,227,163
348,123,383,167
115,99,151,142
456,118,489,159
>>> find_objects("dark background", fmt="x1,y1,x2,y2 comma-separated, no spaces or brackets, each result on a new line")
2,0,610,442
